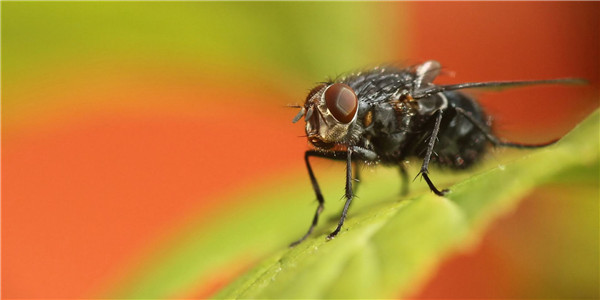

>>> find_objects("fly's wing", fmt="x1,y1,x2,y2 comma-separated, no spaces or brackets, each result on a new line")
413,78,587,99
414,60,442,90
413,60,448,115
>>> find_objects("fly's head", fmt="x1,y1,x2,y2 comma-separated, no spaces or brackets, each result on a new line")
293,83,359,150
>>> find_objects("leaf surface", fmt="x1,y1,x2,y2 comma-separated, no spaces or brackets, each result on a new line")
217,110,599,298
109,110,598,298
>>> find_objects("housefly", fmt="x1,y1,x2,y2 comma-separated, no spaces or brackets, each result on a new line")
290,60,584,246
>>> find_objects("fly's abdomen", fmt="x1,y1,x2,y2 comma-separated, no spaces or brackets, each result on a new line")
433,91,489,169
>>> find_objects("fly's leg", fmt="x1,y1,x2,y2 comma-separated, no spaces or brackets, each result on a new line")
399,163,409,196
417,110,449,196
327,148,354,240
347,145,378,200
334,161,359,218
290,150,347,247
331,147,377,225
353,161,361,195
455,107,557,148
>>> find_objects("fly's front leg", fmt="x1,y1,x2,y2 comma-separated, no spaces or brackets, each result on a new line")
327,148,354,239
327,146,378,240
347,146,376,202
418,110,449,196
353,161,361,195
332,147,376,224
290,150,347,247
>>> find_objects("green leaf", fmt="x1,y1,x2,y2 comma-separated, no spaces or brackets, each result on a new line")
107,110,598,298
216,109,599,299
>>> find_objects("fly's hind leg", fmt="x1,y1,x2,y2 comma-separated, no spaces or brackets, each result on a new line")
417,109,449,196
455,107,557,148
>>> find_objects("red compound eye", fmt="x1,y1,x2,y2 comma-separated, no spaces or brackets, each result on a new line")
324,83,358,124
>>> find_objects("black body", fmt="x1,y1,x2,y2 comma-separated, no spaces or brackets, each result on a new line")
290,62,580,246
342,68,488,169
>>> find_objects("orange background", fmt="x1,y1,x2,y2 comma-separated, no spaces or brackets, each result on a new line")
2,2,598,298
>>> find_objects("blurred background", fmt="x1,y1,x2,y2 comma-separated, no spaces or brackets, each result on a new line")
2,2,598,298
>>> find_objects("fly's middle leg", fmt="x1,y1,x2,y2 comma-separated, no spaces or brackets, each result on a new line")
399,163,409,196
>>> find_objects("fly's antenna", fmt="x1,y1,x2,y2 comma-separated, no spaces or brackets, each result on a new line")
292,107,306,123
412,78,587,99
286,104,306,123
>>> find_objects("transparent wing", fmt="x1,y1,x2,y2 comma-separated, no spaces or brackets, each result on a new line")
413,78,587,99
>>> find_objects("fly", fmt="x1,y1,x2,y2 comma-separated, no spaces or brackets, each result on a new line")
290,60,584,246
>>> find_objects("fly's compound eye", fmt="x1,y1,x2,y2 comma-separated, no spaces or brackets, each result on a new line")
324,83,358,124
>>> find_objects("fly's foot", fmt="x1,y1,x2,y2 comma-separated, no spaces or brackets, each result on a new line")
289,239,302,248
326,228,341,240
420,171,448,196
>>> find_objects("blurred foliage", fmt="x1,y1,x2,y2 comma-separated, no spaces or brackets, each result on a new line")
3,2,596,298
2,2,400,85
108,111,597,298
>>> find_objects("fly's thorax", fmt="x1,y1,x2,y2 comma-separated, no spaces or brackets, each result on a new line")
388,90,449,132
